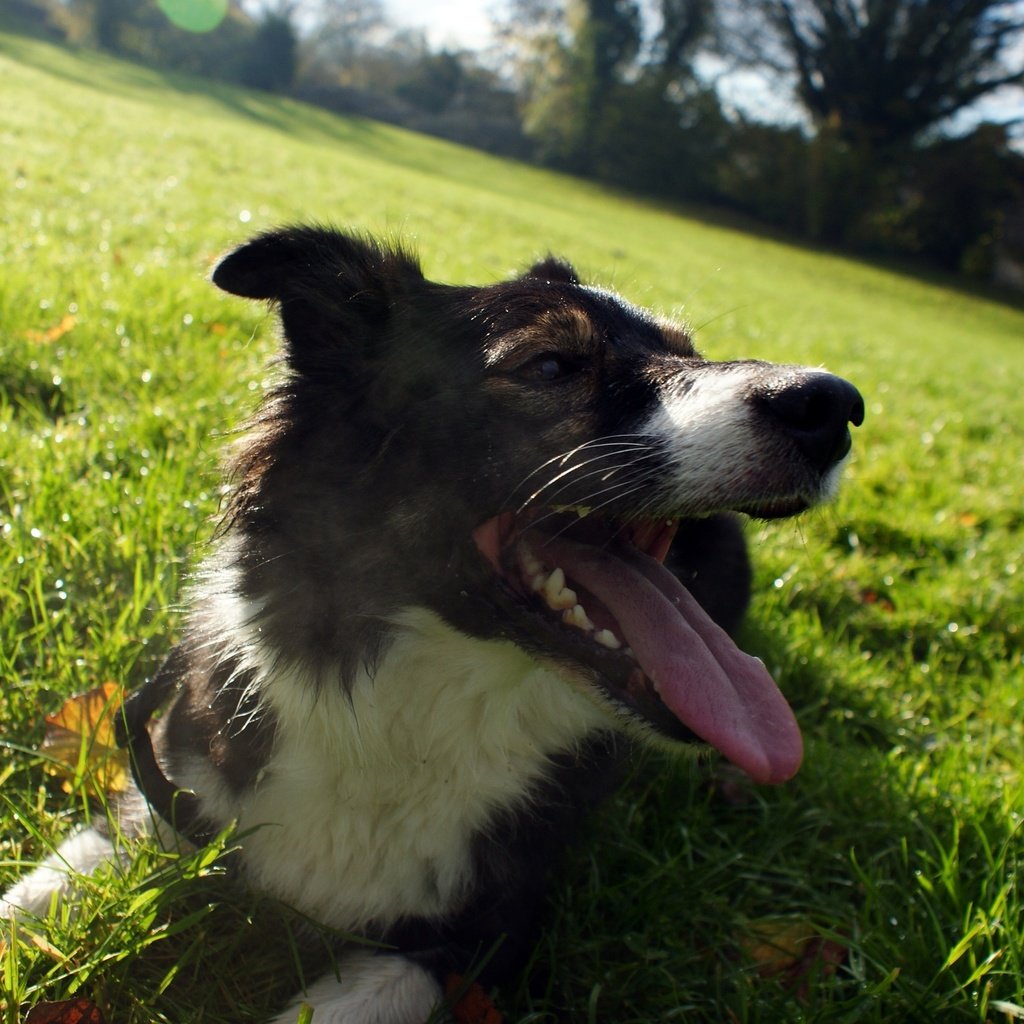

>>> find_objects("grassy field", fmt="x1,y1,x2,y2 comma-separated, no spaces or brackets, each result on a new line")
2,25,1024,1024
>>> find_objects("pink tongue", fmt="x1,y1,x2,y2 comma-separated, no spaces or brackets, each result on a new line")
536,535,803,784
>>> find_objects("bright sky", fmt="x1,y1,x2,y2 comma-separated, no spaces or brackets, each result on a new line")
385,0,504,49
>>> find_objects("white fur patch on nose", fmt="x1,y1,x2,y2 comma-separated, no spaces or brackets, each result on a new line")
642,363,852,514
642,369,760,510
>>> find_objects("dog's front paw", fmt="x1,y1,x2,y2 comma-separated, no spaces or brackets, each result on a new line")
272,951,443,1024
1,827,117,927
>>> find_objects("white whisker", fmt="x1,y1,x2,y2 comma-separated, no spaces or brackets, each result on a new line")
519,449,656,511
504,434,656,508
526,453,661,514
532,482,656,545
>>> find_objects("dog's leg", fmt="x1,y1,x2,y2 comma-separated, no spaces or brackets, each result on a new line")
0,827,117,923
271,951,443,1024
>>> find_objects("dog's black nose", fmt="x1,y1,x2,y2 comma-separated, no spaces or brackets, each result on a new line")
760,373,865,469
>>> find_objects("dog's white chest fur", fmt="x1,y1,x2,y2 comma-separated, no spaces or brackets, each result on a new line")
219,608,607,929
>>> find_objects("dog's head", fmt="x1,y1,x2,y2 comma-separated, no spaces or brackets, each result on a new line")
212,226,863,784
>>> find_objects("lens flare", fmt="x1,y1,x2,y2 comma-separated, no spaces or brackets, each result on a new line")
157,0,228,34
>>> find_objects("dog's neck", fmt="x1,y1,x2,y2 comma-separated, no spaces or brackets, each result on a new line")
177,578,610,929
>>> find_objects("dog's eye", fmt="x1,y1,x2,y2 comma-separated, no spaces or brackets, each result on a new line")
519,353,577,382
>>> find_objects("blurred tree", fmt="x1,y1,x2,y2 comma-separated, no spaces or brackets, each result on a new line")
242,9,298,89
93,0,131,50
395,50,464,113
573,0,642,135
861,123,1024,274
500,0,717,178
499,0,643,169
299,0,388,77
721,0,1024,244
729,0,1024,149
649,0,716,90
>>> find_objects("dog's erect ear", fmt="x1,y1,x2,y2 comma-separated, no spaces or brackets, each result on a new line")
212,225,423,301
211,226,424,374
522,256,580,286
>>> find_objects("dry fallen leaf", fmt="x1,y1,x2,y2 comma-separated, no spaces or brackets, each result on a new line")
444,974,503,1024
24,998,106,1024
739,919,849,1002
859,588,896,612
25,315,76,344
40,682,129,798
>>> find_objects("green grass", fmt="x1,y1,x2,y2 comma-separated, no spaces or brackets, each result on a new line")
2,27,1024,1024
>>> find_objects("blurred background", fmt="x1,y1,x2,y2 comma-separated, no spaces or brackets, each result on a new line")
6,0,1024,286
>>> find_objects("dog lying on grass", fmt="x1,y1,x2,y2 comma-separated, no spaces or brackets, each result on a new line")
2,227,863,1023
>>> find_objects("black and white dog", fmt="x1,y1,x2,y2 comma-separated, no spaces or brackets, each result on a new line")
2,227,863,1023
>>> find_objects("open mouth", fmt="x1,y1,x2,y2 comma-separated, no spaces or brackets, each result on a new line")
472,509,803,785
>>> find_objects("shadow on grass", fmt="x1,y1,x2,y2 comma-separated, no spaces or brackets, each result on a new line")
514,611,1020,1021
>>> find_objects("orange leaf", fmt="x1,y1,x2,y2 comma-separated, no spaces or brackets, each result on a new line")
739,919,849,1002
444,975,503,1024
40,682,129,797
25,315,76,344
858,588,895,612
25,999,106,1024
741,920,816,975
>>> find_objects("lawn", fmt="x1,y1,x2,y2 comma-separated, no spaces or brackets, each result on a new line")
2,25,1024,1024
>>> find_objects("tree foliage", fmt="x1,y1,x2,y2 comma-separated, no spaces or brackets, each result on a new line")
241,11,297,91
730,0,1024,148
502,0,718,178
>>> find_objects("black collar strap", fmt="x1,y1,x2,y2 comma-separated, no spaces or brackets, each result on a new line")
116,647,220,848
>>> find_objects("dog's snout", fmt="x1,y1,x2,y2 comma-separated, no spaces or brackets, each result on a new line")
759,373,865,468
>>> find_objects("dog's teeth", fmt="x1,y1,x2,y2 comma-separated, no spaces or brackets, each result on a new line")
520,547,543,577
594,629,621,650
543,567,577,610
563,603,595,631
545,567,565,594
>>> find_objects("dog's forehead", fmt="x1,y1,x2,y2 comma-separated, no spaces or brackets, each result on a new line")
582,285,696,354
475,278,696,361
